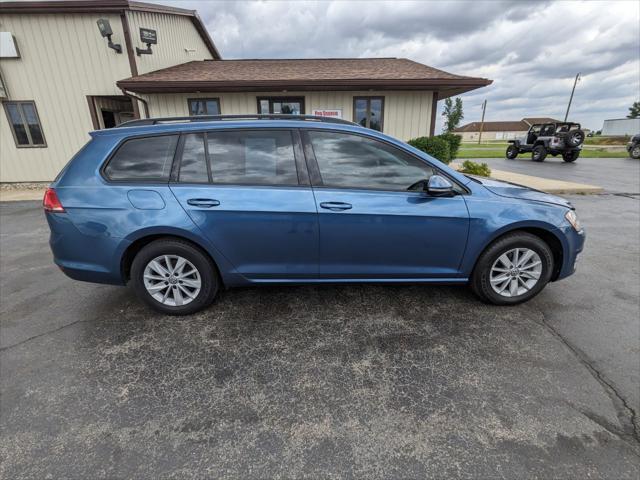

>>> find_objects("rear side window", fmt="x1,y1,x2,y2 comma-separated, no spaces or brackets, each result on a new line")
104,135,178,181
179,130,298,185
205,130,298,185
179,133,208,183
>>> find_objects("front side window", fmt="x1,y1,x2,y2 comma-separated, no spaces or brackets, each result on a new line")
188,98,220,116
257,97,305,115
353,97,384,131
104,135,178,181
206,130,298,185
308,130,434,191
3,101,46,147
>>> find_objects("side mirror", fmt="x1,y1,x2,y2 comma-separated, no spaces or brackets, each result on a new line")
427,175,455,197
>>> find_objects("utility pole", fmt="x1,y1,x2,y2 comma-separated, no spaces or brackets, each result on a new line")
477,99,487,145
564,72,581,121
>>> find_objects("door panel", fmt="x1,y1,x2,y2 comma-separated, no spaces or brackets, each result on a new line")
313,188,469,278
303,129,469,278
170,128,318,279
170,185,318,278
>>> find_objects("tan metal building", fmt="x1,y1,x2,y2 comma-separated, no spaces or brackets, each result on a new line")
1,0,491,183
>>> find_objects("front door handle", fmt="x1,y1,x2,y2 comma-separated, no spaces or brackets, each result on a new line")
320,201,352,211
187,198,220,208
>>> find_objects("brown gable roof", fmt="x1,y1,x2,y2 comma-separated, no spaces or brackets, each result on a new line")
454,121,529,132
455,117,564,133
0,0,221,59
116,58,492,95
522,117,561,126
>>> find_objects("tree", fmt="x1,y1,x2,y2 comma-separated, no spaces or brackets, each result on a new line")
628,101,640,119
441,97,464,133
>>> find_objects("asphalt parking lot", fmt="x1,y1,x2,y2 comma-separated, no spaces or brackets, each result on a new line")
1,157,638,478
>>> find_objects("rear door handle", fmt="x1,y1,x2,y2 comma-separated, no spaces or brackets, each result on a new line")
320,201,352,211
187,198,220,208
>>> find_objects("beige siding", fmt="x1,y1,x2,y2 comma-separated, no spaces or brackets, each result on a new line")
1,10,217,182
127,11,214,75
143,90,434,141
0,13,132,182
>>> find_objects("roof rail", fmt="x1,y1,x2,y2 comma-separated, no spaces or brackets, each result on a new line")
117,114,359,128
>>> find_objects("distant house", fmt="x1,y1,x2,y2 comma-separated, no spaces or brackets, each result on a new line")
454,117,559,141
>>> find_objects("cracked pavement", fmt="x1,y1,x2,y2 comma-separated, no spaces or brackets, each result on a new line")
1,157,639,478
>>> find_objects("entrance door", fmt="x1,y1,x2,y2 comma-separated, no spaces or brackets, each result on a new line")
88,95,136,129
303,129,469,278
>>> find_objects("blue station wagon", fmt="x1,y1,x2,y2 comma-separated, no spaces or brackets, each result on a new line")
44,115,585,315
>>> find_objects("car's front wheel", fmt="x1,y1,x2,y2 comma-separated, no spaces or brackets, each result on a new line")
506,145,519,159
470,232,554,305
532,145,547,162
130,238,219,315
631,145,640,159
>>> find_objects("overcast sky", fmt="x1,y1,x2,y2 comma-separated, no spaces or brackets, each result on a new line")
156,0,638,131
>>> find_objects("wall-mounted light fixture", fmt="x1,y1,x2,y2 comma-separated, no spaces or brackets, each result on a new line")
136,28,157,56
96,19,122,53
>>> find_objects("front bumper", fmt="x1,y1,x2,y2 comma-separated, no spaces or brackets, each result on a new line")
554,224,586,280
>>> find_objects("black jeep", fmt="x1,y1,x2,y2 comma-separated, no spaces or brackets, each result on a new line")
506,122,585,162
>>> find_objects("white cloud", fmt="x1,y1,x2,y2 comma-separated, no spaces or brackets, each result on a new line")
156,0,638,130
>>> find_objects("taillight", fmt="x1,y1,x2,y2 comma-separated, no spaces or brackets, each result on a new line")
43,187,65,213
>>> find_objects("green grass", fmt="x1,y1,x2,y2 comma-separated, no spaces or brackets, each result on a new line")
457,148,629,159
584,136,630,146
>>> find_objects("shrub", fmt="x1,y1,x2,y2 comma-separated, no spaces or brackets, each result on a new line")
407,136,451,164
438,132,462,160
459,160,491,177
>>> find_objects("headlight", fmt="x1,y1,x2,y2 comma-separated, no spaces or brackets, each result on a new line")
565,210,581,232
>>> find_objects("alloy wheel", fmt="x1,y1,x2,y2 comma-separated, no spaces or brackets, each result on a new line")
489,248,542,298
143,255,201,306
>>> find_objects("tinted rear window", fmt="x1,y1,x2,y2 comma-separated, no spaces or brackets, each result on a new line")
206,130,298,186
105,135,178,181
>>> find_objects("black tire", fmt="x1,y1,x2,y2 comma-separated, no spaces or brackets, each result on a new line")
470,232,554,306
130,238,219,315
562,150,580,162
564,130,585,147
532,145,547,162
631,145,640,159
506,145,519,159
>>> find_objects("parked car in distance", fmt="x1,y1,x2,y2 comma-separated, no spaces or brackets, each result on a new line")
506,122,585,162
627,134,640,159
44,115,585,315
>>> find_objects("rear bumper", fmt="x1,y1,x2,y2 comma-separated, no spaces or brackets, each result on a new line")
46,212,128,286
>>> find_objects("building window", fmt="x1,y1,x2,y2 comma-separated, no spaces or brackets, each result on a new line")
257,97,305,115
188,98,220,116
353,96,384,131
3,101,46,147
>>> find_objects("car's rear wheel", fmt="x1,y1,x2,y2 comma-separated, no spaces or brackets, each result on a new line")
470,232,554,305
130,239,219,315
506,145,519,159
562,150,580,162
532,145,547,162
